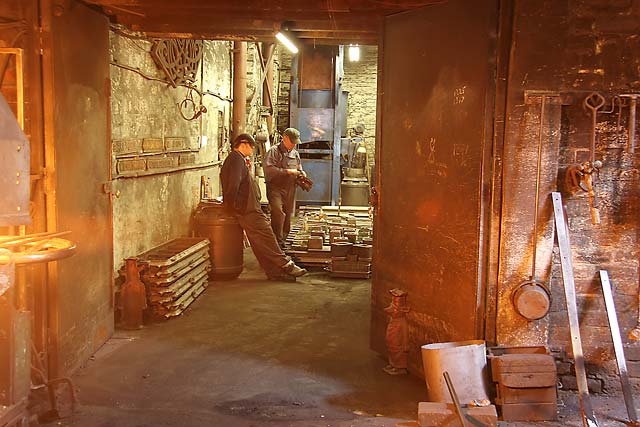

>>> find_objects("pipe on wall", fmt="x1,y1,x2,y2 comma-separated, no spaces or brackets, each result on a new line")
262,42,274,134
232,41,246,138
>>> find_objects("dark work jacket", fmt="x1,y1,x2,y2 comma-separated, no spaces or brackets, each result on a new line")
220,150,261,214
263,142,302,190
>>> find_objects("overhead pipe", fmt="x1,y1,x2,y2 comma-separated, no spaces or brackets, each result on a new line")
232,41,247,138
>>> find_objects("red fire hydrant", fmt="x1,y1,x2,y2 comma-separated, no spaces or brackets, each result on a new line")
383,288,409,375
119,258,147,329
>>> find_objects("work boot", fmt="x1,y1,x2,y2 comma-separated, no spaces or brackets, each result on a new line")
283,260,307,277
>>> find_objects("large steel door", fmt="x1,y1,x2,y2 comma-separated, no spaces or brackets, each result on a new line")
45,1,113,376
372,0,497,374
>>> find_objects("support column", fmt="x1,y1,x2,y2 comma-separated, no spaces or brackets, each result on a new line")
232,41,247,138
262,42,274,134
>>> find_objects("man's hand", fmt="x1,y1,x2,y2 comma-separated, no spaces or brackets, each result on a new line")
300,170,307,178
287,169,301,176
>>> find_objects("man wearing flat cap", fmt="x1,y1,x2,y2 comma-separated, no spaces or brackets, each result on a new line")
264,127,306,249
221,133,307,281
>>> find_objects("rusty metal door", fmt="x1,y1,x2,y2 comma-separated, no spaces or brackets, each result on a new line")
372,0,498,374
44,1,113,376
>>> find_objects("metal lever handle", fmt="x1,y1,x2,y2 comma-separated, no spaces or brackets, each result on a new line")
0,238,77,265
583,92,606,112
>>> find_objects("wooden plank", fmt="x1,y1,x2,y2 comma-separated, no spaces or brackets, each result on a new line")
551,192,599,427
598,270,638,424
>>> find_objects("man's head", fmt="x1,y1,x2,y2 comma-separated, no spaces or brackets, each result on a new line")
282,128,301,150
232,133,256,157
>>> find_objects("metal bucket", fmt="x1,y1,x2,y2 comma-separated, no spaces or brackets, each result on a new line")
421,340,490,404
340,179,369,206
193,202,243,280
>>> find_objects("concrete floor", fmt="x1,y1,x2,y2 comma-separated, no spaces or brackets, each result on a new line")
59,251,427,426
57,250,637,427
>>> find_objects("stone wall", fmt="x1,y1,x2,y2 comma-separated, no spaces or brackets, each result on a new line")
342,45,378,168
109,30,232,271
496,0,640,392
275,45,378,167
276,49,293,134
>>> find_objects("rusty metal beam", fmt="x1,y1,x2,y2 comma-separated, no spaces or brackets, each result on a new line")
114,12,383,27
84,0,411,11
82,0,416,42
133,29,378,45
115,16,381,36
39,0,61,380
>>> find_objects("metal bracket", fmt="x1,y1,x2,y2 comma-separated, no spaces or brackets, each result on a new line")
102,181,120,198
524,90,574,105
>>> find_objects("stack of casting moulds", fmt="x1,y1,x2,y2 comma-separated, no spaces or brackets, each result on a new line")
135,237,211,319
286,206,373,277
327,216,373,278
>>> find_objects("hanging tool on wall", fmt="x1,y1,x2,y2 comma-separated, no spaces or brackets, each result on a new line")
566,160,602,224
178,86,207,121
513,95,551,321
620,94,639,154
567,92,605,225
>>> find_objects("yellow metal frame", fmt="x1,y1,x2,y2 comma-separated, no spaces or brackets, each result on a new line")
0,48,28,310
0,47,25,129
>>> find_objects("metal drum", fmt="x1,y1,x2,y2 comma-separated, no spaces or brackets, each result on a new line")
193,201,243,280
340,178,370,206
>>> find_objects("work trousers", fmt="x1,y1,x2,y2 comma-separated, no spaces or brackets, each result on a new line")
267,185,295,248
237,210,291,277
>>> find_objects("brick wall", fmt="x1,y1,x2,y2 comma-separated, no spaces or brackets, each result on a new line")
497,0,640,392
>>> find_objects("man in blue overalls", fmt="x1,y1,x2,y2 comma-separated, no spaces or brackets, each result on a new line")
221,133,306,282
263,128,306,249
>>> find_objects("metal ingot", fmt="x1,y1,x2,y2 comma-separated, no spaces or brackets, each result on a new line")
331,241,353,257
308,236,324,250
329,228,343,243
343,167,366,178
344,231,357,243
512,282,551,320
353,244,372,260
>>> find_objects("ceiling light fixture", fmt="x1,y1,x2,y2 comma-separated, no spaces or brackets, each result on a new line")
348,44,360,62
276,30,299,54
